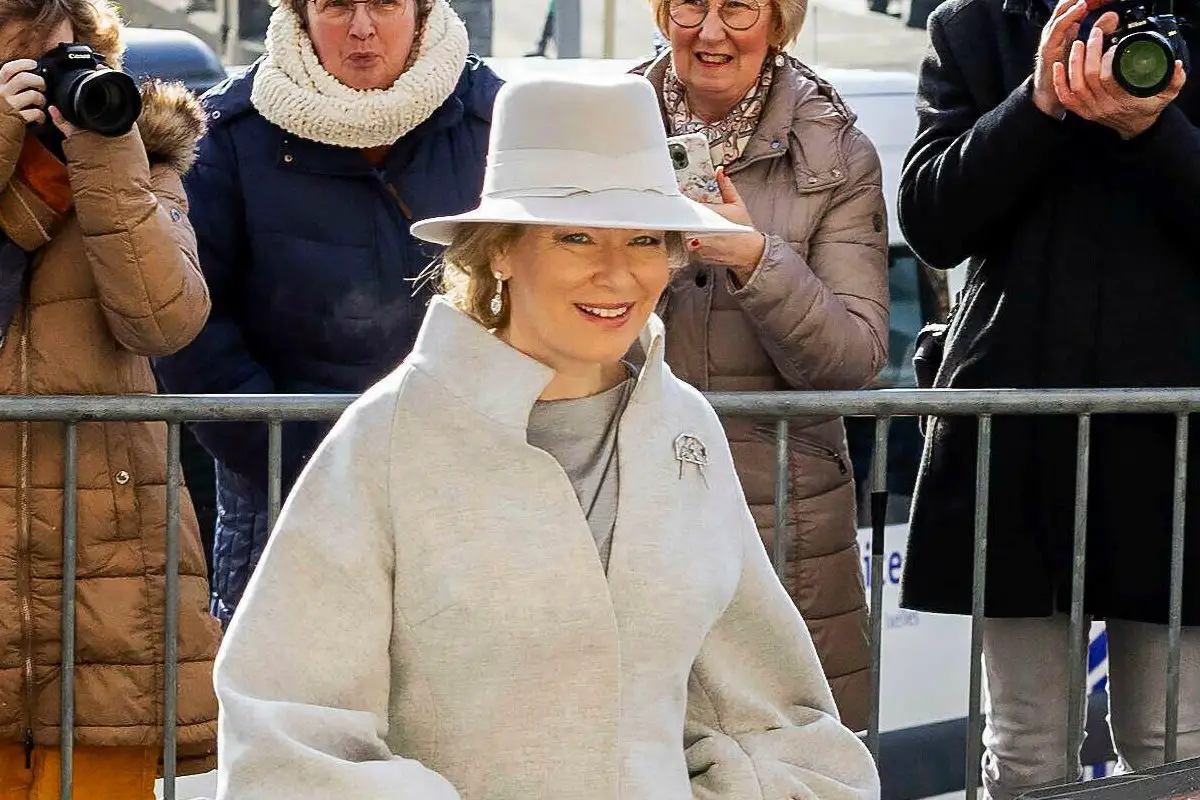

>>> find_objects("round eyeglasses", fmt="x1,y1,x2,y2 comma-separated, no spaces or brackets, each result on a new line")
668,0,764,31
310,0,409,23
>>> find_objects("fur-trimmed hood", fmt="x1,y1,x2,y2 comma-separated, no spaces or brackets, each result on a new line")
136,79,206,175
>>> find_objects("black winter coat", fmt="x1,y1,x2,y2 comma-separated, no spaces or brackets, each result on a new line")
899,0,1200,625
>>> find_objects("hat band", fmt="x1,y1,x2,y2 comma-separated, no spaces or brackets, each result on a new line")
482,146,678,200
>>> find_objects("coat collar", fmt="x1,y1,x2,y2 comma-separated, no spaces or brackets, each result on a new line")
407,296,667,432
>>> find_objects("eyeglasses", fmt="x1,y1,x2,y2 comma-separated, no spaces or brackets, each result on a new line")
309,0,409,22
667,0,764,31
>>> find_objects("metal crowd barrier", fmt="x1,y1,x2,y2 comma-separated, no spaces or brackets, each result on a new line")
10,387,1198,800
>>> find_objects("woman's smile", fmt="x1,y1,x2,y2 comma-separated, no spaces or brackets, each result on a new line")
575,302,635,328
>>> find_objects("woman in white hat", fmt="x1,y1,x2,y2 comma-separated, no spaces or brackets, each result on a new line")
211,74,880,800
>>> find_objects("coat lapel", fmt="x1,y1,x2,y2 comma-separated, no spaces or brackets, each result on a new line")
409,300,725,652
606,326,674,611
605,328,736,655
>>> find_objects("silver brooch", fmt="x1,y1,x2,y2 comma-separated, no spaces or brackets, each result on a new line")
674,434,709,486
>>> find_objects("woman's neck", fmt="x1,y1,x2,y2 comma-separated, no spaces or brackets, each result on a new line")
496,328,627,401
689,91,743,124
539,362,628,401
362,145,390,166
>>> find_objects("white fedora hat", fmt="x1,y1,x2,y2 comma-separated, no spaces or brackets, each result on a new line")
409,74,753,246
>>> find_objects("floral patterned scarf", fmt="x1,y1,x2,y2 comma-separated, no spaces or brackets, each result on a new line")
663,52,775,168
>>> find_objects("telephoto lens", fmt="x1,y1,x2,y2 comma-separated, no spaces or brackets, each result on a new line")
35,43,141,136
1102,0,1186,98
1114,30,1177,96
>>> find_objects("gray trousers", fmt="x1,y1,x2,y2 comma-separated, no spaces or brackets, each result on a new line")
981,615,1200,800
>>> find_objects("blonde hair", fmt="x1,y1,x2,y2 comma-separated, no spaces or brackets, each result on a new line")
438,223,525,330
438,223,688,329
650,0,806,49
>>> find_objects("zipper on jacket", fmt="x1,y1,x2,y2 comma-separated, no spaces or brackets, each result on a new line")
793,434,849,476
15,300,34,759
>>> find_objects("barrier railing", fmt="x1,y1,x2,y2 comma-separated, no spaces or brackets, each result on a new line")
10,387,1197,800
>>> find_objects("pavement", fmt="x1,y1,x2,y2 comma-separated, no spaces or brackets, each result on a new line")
118,0,933,74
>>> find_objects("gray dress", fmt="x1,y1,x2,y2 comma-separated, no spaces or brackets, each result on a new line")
526,375,634,572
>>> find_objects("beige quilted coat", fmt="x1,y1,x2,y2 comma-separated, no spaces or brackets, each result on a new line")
638,51,890,732
0,80,221,772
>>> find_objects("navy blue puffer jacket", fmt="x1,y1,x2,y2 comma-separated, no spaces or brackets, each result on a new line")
154,56,501,625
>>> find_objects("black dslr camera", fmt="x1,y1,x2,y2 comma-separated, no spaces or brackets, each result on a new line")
34,43,141,136
1103,0,1190,97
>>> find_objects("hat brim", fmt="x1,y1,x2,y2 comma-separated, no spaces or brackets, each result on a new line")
409,189,753,246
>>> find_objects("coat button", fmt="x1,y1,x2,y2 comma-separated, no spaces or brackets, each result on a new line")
283,154,294,164
770,140,781,149
169,208,182,222
808,176,818,184
832,169,843,178
114,470,130,485
210,110,221,120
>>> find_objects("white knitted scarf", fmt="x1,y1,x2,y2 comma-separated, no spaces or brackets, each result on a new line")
251,0,469,148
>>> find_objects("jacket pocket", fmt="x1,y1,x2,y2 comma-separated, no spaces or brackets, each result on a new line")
791,434,849,477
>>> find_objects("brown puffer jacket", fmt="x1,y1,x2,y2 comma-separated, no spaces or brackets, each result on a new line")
638,52,890,732
0,80,221,772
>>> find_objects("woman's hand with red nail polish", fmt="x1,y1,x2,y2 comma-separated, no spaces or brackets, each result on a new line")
689,168,766,279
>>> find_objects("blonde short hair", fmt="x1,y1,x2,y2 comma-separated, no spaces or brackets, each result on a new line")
650,0,806,49
439,223,688,329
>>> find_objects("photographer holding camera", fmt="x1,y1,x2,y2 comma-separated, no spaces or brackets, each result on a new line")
898,0,1200,796
0,0,222,796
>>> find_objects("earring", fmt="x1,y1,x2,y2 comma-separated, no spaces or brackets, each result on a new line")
490,271,505,316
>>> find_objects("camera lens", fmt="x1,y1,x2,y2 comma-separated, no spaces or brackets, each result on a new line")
1114,31,1175,97
668,143,688,170
65,68,141,136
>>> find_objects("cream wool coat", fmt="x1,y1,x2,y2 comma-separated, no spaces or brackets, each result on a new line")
213,297,879,800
